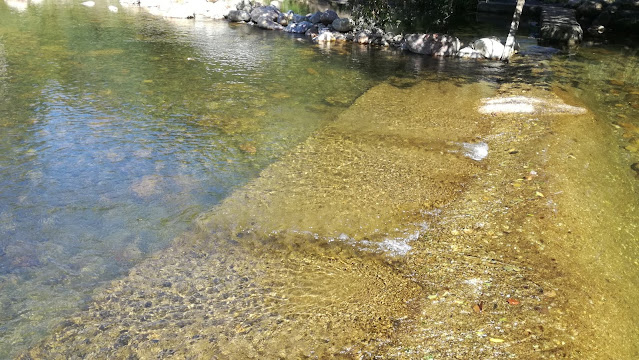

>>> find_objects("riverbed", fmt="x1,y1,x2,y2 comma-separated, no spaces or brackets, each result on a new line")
1,0,638,358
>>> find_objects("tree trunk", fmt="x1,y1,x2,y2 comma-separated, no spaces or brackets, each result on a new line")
501,0,526,61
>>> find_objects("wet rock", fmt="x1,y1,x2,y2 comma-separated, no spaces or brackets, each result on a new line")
285,21,312,33
227,9,250,22
331,17,353,32
320,10,338,25
405,33,461,56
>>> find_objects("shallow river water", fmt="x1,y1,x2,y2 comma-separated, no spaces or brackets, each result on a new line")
1,0,638,359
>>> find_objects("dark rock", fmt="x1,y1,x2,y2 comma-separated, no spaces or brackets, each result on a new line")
305,25,320,37
115,334,131,347
577,0,605,18
331,17,353,32
250,6,279,23
285,21,313,33
308,11,322,24
227,10,251,22
292,14,306,23
320,10,338,25
540,7,583,45
256,18,285,30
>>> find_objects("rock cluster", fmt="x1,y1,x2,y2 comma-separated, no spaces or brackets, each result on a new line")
566,0,639,38
119,0,517,59
222,1,514,59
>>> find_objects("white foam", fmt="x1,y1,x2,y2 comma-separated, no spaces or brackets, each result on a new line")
462,142,489,161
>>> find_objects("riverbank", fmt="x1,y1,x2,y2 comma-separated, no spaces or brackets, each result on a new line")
112,0,534,59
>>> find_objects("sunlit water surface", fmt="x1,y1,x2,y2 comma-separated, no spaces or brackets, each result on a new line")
0,0,638,358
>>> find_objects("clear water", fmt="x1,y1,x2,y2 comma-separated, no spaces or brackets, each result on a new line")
1,0,638,358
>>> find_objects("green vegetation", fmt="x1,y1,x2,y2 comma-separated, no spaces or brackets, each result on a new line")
350,0,477,32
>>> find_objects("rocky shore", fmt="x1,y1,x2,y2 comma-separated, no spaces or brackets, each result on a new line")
118,0,518,59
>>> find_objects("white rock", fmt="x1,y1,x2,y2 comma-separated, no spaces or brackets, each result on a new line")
457,46,484,59
108,5,118,12
81,1,95,7
269,0,281,10
473,38,506,60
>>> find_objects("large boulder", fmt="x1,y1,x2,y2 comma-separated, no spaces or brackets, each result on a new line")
255,17,284,30
404,33,461,56
308,11,322,24
320,10,338,25
227,9,251,22
250,5,279,22
331,17,353,32
472,38,506,60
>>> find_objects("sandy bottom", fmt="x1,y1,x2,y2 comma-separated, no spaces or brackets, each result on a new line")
20,79,639,359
